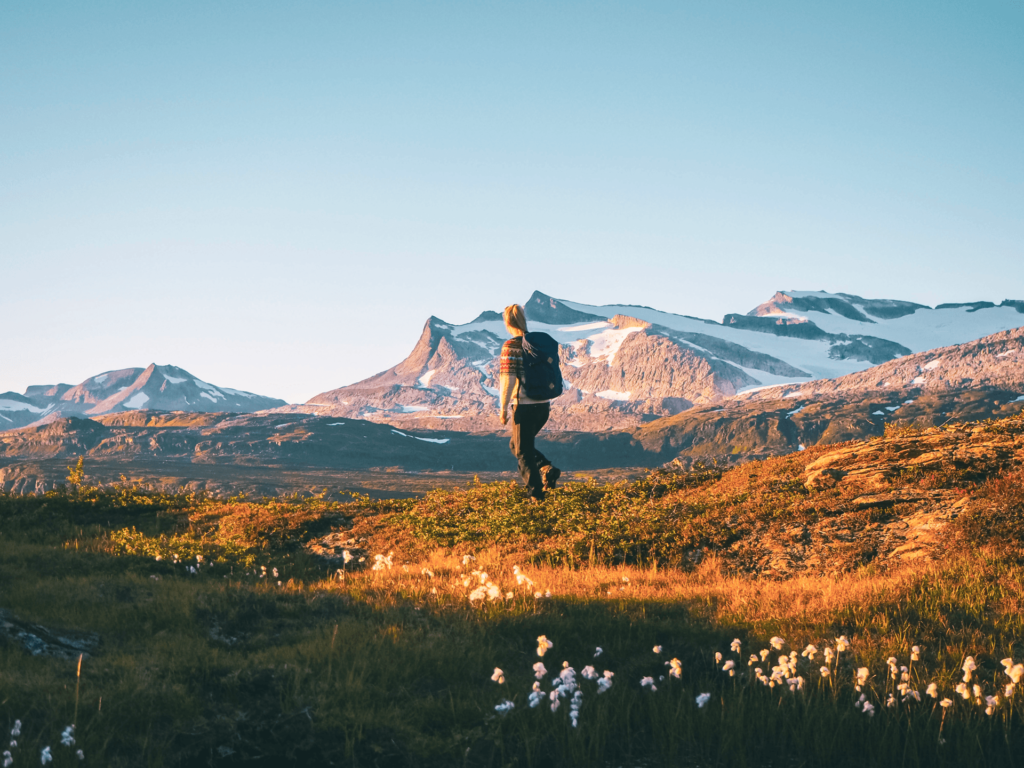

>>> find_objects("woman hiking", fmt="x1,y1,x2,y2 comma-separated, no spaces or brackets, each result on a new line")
498,303,561,502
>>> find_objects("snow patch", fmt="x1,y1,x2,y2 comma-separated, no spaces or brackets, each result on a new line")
872,410,886,416
798,444,805,451
595,390,631,401
194,379,224,397
327,422,345,426
163,374,186,384
0,399,44,413
417,370,438,388
923,359,942,371
200,392,218,402
587,327,641,364
220,387,255,398
996,351,1015,358
911,376,926,385
391,429,449,444
93,374,109,385
122,392,150,409
398,405,429,413
885,406,900,412
1012,395,1024,403
787,405,805,416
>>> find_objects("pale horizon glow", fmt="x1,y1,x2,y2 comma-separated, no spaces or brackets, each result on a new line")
2,1,1022,404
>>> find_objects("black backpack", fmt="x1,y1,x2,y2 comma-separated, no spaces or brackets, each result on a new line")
519,332,563,400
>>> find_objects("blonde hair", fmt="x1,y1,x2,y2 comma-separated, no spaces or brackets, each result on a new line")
503,304,528,335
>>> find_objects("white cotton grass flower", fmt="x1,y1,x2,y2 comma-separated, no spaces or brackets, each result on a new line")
653,645,663,654
973,684,984,701
835,635,850,653
1007,664,1024,685
714,651,723,664
640,676,657,691
759,649,771,662
494,699,514,715
569,690,583,728
581,665,598,681
529,682,544,708
722,660,736,676
491,667,505,684
669,658,683,679
926,683,939,699
462,554,475,566
748,654,759,667
855,667,870,691
9,722,19,737
536,635,554,657
940,698,954,708
955,682,971,700
1006,683,1016,698
770,637,786,650
533,662,548,680
962,655,978,683
421,568,433,578
549,690,561,713
862,701,876,716
41,747,53,765
342,549,354,564
2,751,10,768
985,695,1000,716
593,647,603,658
911,645,921,661
886,694,897,708
820,666,830,678
76,751,84,762
60,725,75,747
696,692,711,708
468,585,487,603
823,647,834,665
730,638,742,654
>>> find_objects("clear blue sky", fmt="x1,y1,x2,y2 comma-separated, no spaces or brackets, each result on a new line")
3,1,1022,404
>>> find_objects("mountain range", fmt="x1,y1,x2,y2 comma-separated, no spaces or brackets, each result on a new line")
0,364,285,431
294,290,1024,431
1,288,1022,495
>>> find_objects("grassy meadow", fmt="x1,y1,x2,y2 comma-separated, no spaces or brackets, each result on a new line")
2,440,1024,767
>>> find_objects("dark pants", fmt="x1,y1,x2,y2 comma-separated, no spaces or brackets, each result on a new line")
510,402,554,498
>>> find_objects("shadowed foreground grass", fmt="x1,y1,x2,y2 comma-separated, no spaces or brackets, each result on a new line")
2,459,1024,766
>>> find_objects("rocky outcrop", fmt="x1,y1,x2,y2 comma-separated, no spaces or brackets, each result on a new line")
0,608,101,660
718,415,1024,577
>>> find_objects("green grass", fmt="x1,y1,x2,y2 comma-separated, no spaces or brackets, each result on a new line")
2,445,1024,766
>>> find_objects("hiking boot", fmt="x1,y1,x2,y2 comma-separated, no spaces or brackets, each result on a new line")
542,466,561,491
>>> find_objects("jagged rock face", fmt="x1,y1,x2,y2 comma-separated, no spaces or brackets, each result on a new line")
299,289,1024,432
1,365,286,431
